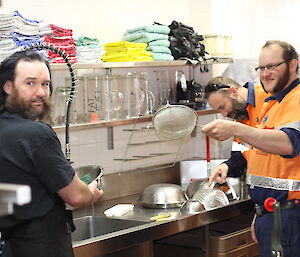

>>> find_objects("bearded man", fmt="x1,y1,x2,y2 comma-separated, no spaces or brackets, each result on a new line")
203,40,300,257
0,50,103,257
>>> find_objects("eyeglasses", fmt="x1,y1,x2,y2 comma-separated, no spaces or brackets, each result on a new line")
255,61,286,73
205,83,230,95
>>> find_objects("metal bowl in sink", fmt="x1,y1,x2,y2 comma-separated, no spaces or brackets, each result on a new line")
139,183,187,209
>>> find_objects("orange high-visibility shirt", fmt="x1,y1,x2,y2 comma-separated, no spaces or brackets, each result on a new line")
247,82,300,200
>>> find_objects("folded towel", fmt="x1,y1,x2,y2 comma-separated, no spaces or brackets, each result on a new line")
148,39,170,47
127,24,170,35
151,53,174,61
146,45,171,54
104,41,147,51
102,53,153,62
123,33,168,43
77,36,99,43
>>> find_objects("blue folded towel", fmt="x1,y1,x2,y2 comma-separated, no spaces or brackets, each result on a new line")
146,45,171,54
127,25,170,35
148,39,170,47
123,33,168,43
151,53,174,61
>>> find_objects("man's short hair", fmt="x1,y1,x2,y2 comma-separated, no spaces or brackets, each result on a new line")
263,40,299,73
204,76,241,99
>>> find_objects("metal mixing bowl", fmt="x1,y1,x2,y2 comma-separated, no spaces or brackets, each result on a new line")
139,183,187,209
185,178,208,199
180,199,205,214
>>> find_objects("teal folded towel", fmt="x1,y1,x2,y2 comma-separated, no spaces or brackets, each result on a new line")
123,33,168,43
151,53,174,61
127,25,170,35
146,45,171,54
148,39,170,47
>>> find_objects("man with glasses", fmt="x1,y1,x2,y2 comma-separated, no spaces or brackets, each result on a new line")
202,40,300,257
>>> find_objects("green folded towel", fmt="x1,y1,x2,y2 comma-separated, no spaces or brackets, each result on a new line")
146,45,171,54
127,25,170,35
123,33,168,43
148,39,170,47
151,53,174,61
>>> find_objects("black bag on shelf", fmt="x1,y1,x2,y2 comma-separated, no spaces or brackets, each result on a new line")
168,20,207,60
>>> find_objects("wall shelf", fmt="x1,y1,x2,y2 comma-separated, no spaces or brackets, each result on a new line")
49,58,233,70
53,109,217,133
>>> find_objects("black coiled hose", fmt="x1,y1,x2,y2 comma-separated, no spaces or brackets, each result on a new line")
22,43,78,163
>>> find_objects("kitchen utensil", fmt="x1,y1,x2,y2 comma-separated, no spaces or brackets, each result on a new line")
149,212,172,221
75,165,103,189
185,178,208,199
153,70,172,110
180,198,204,214
206,135,211,176
192,187,229,210
186,179,238,201
152,104,199,140
125,72,146,118
100,75,123,121
139,183,187,209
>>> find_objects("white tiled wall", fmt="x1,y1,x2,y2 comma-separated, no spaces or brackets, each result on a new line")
56,113,232,175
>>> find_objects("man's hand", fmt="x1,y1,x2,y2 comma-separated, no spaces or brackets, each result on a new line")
88,180,104,203
201,119,236,141
208,163,229,187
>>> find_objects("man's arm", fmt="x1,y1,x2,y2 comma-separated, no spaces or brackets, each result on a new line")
57,175,103,207
201,120,293,155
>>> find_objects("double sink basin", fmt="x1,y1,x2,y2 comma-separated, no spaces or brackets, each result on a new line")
72,215,148,242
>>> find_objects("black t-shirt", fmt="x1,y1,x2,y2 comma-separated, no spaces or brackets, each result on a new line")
0,111,74,226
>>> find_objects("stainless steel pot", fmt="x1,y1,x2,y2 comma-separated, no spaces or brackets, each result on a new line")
139,183,187,209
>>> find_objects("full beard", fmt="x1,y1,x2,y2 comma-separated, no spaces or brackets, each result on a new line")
5,89,52,123
261,66,290,94
227,98,248,121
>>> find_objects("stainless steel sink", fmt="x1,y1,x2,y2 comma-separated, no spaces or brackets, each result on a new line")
72,216,148,241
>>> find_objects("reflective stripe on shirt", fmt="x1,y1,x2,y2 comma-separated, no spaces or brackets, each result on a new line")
246,173,300,191
276,121,300,131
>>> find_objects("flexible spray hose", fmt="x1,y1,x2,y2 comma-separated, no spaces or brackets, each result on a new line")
22,43,78,163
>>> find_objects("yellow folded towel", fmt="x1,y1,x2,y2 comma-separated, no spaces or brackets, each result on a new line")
104,41,147,51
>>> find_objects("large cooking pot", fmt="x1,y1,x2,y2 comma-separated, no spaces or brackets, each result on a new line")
139,183,187,208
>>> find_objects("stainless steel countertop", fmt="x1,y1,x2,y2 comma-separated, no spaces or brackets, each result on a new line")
72,197,254,257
